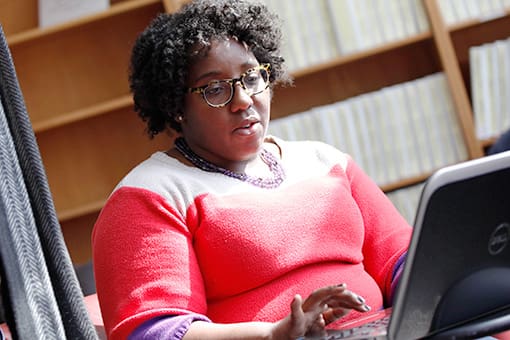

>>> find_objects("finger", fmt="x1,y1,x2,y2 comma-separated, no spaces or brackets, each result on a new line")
323,290,371,312
306,314,328,337
287,294,308,339
322,307,351,325
290,294,304,320
302,284,347,311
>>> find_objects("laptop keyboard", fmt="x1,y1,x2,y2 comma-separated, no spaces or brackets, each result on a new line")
324,314,390,339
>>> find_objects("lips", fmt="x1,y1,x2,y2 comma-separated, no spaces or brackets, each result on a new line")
234,117,260,133
234,117,259,130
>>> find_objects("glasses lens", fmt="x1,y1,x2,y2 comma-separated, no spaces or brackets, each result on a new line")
242,68,269,95
201,65,270,107
204,81,232,106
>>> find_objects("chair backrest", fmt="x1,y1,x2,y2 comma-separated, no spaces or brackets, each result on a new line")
0,24,98,340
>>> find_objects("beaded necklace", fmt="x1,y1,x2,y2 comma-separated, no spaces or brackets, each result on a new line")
174,137,285,188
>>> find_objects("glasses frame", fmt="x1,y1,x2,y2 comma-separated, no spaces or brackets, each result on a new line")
187,63,271,108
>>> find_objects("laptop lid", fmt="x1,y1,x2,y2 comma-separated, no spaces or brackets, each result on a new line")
389,150,510,340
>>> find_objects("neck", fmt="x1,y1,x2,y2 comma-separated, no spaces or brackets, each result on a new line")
173,137,285,188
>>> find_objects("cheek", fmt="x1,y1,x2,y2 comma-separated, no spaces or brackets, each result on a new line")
257,91,271,121
183,94,200,116
183,95,210,124
182,100,208,134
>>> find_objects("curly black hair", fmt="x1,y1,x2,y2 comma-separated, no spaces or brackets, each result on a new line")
129,0,292,137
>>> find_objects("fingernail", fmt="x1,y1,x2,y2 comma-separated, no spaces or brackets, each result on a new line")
357,295,365,304
363,304,371,312
337,283,346,288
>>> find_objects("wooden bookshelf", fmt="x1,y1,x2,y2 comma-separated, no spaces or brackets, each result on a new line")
272,33,440,119
0,0,505,263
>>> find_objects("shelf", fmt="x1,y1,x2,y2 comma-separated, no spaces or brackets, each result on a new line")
272,33,440,119
381,173,431,194
9,2,163,126
6,0,161,46
36,106,170,221
291,31,433,79
446,7,510,32
0,1,38,37
32,95,133,132
58,199,106,222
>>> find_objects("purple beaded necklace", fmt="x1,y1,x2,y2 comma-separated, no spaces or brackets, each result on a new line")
174,137,285,188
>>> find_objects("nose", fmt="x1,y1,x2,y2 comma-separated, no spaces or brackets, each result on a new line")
229,81,253,113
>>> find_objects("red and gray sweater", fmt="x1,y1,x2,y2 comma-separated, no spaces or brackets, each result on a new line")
92,138,412,339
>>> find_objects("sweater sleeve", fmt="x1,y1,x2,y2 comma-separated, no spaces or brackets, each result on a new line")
128,314,211,340
345,157,412,305
92,187,207,340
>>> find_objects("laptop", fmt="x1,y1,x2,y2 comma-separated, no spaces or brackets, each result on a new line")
307,150,510,340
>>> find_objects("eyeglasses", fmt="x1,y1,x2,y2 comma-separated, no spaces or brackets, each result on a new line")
188,63,271,108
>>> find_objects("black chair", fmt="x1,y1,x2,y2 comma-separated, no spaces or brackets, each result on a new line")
0,24,101,340
488,128,510,155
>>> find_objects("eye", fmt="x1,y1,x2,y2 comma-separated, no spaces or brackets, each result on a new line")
243,71,261,86
204,81,229,98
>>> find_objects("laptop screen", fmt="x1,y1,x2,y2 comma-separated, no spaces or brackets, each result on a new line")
389,151,510,339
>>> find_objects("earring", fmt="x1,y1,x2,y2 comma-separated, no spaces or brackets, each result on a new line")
175,115,184,123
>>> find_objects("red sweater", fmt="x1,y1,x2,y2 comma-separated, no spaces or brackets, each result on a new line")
92,139,412,339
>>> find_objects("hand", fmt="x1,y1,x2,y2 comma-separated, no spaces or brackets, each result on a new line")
271,284,371,339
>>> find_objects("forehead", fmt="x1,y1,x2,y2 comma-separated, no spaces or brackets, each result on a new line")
187,38,258,82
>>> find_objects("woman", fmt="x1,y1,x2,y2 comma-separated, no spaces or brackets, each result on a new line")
92,0,412,339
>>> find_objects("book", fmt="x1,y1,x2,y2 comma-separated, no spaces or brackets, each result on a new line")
356,0,385,50
490,40,504,138
312,103,338,148
437,0,458,25
370,91,396,186
381,85,408,181
502,39,510,132
410,0,429,33
351,95,379,183
481,41,496,139
385,0,406,41
402,81,427,176
335,101,364,166
301,0,339,65
478,0,506,19
262,0,297,71
469,44,486,139
278,0,308,71
388,82,422,179
416,75,446,170
38,0,109,27
399,0,418,37
412,80,436,172
424,74,456,166
435,73,469,163
326,0,360,55
317,103,349,151
463,0,481,20
474,43,493,139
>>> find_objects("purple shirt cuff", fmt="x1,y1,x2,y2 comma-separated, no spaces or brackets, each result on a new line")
128,313,211,340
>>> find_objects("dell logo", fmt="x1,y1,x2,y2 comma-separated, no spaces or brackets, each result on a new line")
488,223,509,255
